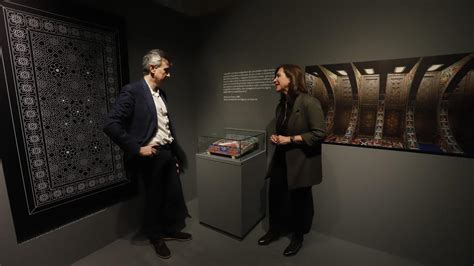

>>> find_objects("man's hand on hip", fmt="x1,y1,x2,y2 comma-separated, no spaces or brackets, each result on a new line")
139,145,157,157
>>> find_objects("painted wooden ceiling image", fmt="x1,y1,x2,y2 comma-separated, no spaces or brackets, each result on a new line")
305,53,474,157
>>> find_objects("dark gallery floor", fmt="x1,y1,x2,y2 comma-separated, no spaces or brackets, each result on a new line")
72,199,424,266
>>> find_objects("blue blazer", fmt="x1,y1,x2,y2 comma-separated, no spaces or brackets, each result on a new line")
103,79,187,170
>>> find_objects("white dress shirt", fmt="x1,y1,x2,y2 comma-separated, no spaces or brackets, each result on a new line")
145,79,174,146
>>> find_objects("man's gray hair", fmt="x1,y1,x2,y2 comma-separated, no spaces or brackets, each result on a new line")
142,49,170,74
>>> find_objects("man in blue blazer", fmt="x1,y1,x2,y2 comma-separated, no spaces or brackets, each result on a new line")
104,49,190,259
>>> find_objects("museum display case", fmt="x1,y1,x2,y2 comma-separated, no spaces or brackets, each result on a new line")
196,128,267,238
198,128,266,160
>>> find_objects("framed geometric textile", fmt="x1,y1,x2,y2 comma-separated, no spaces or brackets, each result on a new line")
306,53,474,157
0,0,131,242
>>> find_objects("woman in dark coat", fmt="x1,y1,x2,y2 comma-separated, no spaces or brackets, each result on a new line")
258,64,326,256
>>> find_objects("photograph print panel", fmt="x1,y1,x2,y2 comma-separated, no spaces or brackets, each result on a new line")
305,52,474,157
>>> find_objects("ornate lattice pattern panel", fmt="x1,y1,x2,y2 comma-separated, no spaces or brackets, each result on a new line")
385,74,407,107
342,104,358,142
359,105,377,136
306,73,330,116
439,101,463,153
334,77,352,106
416,74,439,104
331,77,352,135
414,74,438,143
383,108,403,138
3,7,126,213
404,104,418,149
359,76,379,105
305,73,317,96
358,75,379,137
448,71,474,150
374,99,385,140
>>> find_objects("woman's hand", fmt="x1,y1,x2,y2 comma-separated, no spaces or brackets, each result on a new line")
270,134,279,144
270,135,291,145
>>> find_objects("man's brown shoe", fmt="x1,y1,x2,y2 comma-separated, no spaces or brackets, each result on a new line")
162,231,192,241
151,239,171,259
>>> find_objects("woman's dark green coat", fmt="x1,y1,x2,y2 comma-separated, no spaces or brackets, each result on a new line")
267,93,326,189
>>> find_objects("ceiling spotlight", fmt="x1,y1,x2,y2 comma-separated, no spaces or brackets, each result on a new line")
337,70,348,76
364,68,374,74
394,66,406,73
427,64,443,71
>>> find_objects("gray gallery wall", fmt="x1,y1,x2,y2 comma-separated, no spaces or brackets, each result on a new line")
0,1,198,265
194,0,473,265
195,0,474,134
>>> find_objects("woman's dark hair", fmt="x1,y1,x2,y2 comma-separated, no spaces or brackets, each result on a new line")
275,64,308,104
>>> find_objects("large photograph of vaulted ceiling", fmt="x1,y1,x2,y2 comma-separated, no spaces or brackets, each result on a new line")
305,53,474,157
0,0,131,242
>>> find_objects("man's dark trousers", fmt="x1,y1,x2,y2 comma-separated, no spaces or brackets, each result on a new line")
139,145,187,241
